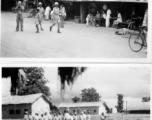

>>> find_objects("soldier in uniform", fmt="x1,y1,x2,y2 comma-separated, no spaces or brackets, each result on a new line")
50,2,61,33
15,1,24,31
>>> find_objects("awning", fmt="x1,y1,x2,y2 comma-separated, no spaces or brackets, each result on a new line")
58,0,148,2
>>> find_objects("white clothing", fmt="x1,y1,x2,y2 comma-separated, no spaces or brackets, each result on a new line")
44,115,49,120
106,9,111,27
106,9,111,19
80,115,83,120
100,115,105,120
65,113,70,120
45,6,51,19
82,114,86,120
86,115,90,120
69,115,73,120
34,115,40,120
117,13,122,22
48,115,53,120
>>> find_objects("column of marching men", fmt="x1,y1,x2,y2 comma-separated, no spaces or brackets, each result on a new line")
23,109,92,120
15,1,66,33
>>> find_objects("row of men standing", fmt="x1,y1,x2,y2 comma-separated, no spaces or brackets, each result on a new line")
23,110,92,120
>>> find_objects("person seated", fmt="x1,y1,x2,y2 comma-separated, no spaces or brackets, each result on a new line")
86,14,93,26
112,10,122,28
95,11,101,27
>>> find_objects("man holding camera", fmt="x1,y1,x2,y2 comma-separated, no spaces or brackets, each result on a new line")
15,1,24,32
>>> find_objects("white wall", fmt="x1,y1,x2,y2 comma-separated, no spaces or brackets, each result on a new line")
2,78,11,97
32,97,50,116
99,105,106,115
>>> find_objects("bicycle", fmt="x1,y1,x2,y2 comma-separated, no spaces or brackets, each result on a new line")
129,26,147,52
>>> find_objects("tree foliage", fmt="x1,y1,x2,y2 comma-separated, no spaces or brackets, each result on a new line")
116,94,124,113
2,67,87,97
72,87,101,102
81,87,101,102
142,97,150,102
58,67,87,91
72,96,81,103
17,67,51,97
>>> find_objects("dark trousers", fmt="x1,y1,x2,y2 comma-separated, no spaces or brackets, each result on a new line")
16,14,23,31
100,18,105,27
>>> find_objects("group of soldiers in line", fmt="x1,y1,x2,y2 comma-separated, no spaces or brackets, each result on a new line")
15,1,66,33
24,109,92,120
24,109,106,120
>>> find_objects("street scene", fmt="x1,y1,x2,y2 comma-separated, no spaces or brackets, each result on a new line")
2,67,150,120
1,0,148,58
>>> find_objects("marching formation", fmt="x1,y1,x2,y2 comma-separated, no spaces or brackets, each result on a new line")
15,1,66,33
24,108,106,120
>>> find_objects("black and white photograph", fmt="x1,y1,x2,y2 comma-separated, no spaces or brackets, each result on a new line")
1,65,150,120
1,0,150,59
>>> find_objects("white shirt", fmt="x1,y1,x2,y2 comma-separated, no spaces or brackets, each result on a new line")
106,9,111,19
82,114,86,120
65,113,70,120
44,115,49,120
45,6,51,16
117,13,122,22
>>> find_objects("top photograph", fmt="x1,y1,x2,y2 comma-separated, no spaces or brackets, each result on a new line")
1,0,150,61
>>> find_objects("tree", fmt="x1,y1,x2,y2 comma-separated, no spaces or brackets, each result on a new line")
142,97,150,102
2,67,87,96
116,94,124,113
72,96,81,103
103,102,111,113
58,67,87,91
81,87,101,102
17,67,51,97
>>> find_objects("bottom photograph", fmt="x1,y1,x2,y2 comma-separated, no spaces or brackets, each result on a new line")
1,65,150,120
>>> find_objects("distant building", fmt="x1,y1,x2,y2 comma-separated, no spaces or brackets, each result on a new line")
2,93,51,119
125,101,150,114
58,102,106,115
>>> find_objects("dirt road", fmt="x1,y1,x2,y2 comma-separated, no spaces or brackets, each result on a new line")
1,12,147,58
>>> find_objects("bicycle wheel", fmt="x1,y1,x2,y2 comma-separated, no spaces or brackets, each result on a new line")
129,32,144,52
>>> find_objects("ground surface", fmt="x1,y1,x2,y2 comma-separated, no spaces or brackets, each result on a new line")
1,12,147,58
2,114,150,120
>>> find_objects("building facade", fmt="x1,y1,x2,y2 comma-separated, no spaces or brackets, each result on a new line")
58,102,106,115
2,93,51,119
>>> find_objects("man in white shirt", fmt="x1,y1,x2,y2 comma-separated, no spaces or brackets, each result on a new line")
103,4,111,27
65,110,70,120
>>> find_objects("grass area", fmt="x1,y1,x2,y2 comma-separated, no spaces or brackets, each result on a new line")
2,114,150,120
90,114,150,120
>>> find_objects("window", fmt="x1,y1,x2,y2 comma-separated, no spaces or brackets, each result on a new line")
16,110,21,114
73,110,75,113
9,110,15,114
64,110,66,113
94,110,96,113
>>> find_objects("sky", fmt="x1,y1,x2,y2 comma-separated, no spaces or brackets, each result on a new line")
2,66,150,109
44,66,150,108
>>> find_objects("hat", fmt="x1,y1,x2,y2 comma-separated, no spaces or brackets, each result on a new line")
39,2,42,5
54,2,59,6
18,1,22,4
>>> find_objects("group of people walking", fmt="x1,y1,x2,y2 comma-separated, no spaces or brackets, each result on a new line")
15,1,66,33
